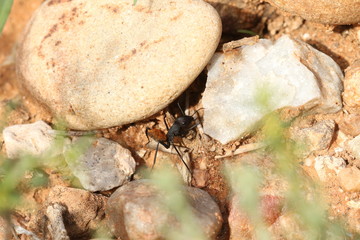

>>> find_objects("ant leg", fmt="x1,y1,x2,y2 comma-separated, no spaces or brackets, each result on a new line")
145,127,151,140
159,140,170,149
172,144,192,173
164,114,170,131
152,142,160,170
187,122,199,131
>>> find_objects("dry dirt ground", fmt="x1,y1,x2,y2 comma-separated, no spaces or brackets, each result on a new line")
1,0,360,239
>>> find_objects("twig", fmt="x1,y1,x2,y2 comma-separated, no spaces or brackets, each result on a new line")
215,142,267,159
13,225,41,240
48,129,97,137
222,36,259,52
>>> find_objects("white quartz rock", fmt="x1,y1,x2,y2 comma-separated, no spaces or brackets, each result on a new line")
3,121,56,158
203,35,343,144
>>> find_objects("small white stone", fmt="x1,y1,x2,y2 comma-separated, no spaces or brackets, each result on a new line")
304,157,313,167
347,200,360,209
334,147,344,154
203,35,343,144
64,138,136,192
3,121,56,158
314,156,346,181
346,134,360,160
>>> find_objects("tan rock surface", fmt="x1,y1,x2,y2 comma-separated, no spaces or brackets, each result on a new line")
266,0,360,25
16,0,221,130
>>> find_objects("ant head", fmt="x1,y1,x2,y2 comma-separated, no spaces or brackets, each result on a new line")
176,116,194,127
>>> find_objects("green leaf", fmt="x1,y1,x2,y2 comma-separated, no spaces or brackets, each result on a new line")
237,29,258,36
0,0,13,34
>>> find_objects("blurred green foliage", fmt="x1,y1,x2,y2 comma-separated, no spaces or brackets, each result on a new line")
0,105,94,217
237,29,258,36
223,85,348,239
151,165,207,240
0,0,13,34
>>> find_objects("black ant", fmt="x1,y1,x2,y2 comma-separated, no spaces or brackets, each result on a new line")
146,103,202,173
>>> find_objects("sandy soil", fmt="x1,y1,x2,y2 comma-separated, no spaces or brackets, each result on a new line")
1,0,360,239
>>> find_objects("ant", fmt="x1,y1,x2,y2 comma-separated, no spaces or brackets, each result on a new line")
146,103,202,173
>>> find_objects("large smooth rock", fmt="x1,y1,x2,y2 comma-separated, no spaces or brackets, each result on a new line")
266,0,360,25
16,0,221,130
203,35,343,144
106,179,223,240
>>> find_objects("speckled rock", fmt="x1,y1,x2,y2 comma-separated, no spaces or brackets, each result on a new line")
16,0,221,130
343,60,360,113
64,137,136,192
314,156,346,182
106,179,223,240
290,120,336,157
266,0,360,25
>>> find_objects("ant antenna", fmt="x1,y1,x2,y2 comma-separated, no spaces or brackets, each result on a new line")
177,102,186,116
152,142,160,170
190,108,205,117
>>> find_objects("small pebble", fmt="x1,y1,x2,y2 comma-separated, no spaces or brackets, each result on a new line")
338,167,360,192
0,217,11,240
347,208,360,233
290,120,336,157
314,156,346,182
339,114,360,137
192,169,208,188
343,60,360,114
269,213,307,239
345,134,360,160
